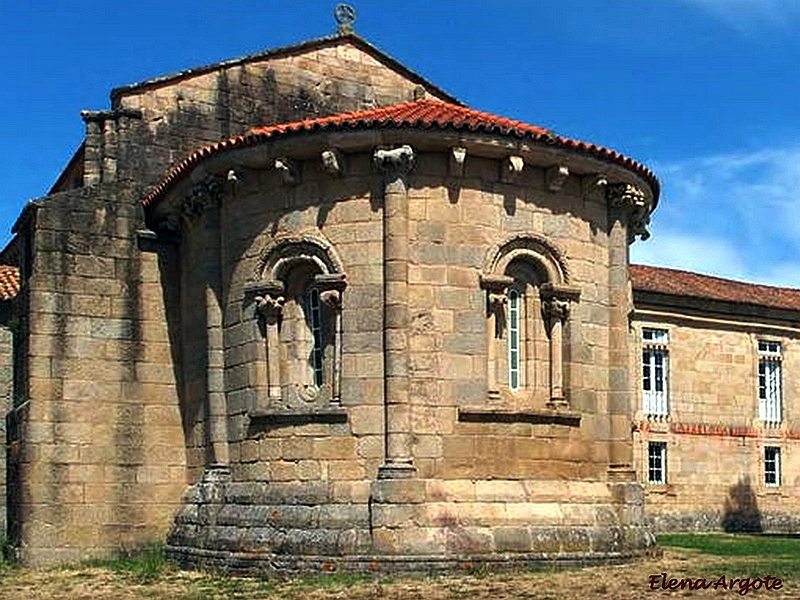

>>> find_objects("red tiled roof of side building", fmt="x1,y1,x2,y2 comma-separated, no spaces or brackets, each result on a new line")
0,265,20,301
631,264,800,313
141,98,659,207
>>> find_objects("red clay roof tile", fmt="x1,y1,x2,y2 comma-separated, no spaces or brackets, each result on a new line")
0,265,20,301
631,264,800,313
141,98,659,207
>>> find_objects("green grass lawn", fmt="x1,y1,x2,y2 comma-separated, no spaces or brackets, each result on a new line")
658,532,800,583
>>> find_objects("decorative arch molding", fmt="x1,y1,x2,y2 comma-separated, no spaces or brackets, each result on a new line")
255,233,345,282
245,232,347,413
480,233,578,408
482,234,569,285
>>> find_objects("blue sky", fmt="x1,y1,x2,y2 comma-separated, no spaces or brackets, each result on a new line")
2,0,800,286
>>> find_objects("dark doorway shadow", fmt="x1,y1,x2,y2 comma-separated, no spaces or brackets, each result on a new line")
721,475,763,533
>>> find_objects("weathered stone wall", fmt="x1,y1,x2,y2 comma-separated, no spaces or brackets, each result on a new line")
10,35,462,567
631,316,800,531
105,38,449,189
158,130,655,570
13,184,186,566
208,147,622,489
404,154,615,481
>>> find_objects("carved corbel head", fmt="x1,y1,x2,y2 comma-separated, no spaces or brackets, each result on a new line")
582,174,608,200
501,155,524,183
274,158,299,185
373,145,415,175
321,149,345,177
449,147,467,177
545,165,569,192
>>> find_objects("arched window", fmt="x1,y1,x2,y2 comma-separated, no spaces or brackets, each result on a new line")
248,236,346,410
481,235,579,407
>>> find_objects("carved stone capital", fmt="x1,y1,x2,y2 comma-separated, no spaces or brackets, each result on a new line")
373,145,415,176
606,183,651,242
488,292,508,308
314,273,347,310
607,182,646,210
319,289,341,309
274,158,299,185
180,174,222,217
542,297,570,325
321,149,345,176
480,274,515,315
545,165,569,192
540,282,580,326
245,280,286,323
254,293,285,321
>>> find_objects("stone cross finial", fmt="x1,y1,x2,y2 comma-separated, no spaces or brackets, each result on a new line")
334,3,356,35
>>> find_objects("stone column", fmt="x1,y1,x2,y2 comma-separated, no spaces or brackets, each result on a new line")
197,177,230,468
540,283,580,408
606,183,648,480
374,145,416,479
254,283,285,401
480,274,514,400
315,273,347,405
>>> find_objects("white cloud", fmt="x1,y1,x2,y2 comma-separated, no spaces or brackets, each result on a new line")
679,0,800,32
632,145,800,288
631,232,749,281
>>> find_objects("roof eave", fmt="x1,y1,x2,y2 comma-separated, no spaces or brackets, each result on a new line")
633,288,800,325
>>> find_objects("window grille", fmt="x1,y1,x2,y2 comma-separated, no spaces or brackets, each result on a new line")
642,328,669,417
758,341,781,425
648,442,667,484
765,446,781,487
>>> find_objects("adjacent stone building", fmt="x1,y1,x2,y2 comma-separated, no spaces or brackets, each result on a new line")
631,265,800,532
1,22,798,570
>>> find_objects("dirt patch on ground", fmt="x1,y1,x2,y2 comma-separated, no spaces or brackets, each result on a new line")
0,549,795,599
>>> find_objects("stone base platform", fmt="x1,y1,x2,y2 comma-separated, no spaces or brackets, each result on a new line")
166,469,656,574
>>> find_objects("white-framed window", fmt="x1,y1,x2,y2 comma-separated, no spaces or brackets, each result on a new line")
508,288,521,391
642,328,669,416
765,446,781,487
758,340,782,425
648,441,667,484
